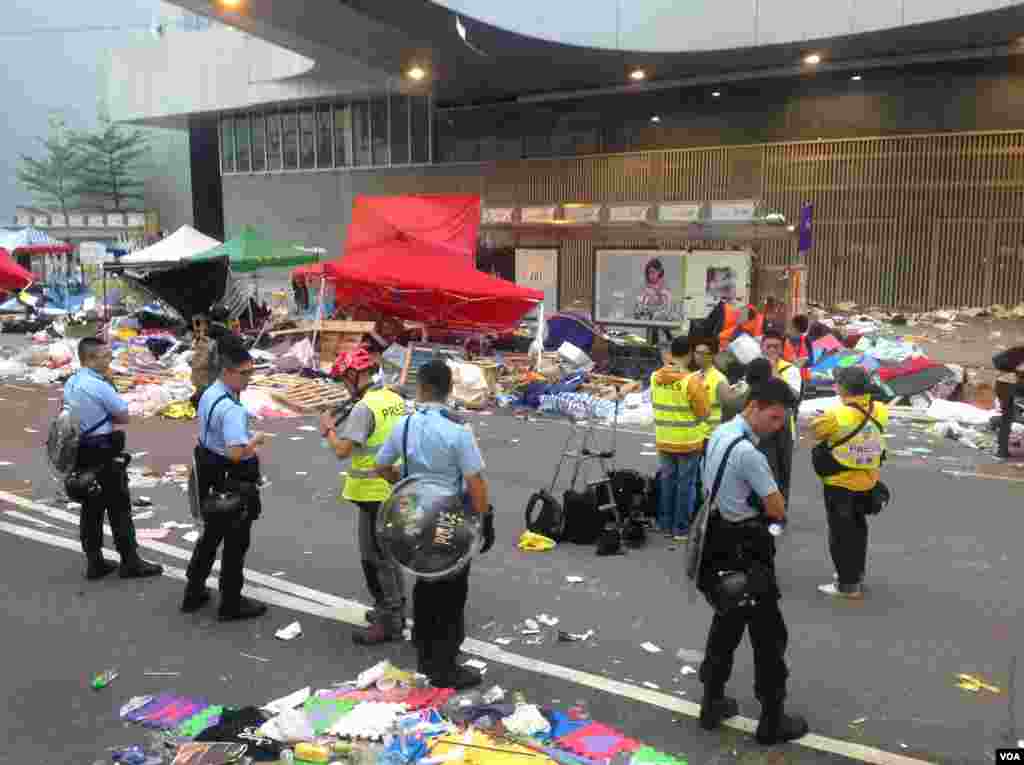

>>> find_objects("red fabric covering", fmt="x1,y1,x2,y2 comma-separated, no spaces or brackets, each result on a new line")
876,356,941,382
346,194,480,263
292,262,326,281
0,248,34,291
556,722,642,759
11,243,72,256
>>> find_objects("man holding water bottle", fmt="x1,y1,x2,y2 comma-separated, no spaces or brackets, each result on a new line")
696,377,808,745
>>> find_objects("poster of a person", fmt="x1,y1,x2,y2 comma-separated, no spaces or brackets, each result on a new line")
705,267,737,302
635,258,674,321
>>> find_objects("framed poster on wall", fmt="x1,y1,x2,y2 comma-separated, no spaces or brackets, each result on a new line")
515,248,558,319
594,250,751,327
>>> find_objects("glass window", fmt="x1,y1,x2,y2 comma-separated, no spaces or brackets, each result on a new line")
220,117,235,173
316,104,333,168
371,96,389,166
267,113,282,170
390,94,410,165
251,114,266,171
352,100,371,166
282,112,298,169
299,109,316,169
334,104,352,167
411,95,430,164
234,116,251,172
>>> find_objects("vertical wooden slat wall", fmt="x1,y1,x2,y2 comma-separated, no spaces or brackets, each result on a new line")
375,128,1024,310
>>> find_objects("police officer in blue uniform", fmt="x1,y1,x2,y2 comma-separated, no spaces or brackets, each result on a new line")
181,336,268,621
63,338,163,580
375,360,495,689
697,377,808,745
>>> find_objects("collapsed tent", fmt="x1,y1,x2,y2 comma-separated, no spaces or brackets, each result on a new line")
0,248,35,291
325,194,541,330
122,259,232,323
327,241,543,330
189,225,316,272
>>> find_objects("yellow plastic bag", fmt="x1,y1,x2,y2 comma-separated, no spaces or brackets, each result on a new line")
159,401,197,420
517,530,556,552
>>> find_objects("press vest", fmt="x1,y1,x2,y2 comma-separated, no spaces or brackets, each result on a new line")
342,388,406,503
701,366,726,438
651,369,705,453
828,401,888,471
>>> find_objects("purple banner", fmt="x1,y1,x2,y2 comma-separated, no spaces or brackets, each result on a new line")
798,202,813,252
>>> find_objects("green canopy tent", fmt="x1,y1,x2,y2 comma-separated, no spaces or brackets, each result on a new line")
190,225,323,335
189,225,317,272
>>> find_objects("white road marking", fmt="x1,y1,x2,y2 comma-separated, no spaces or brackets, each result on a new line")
0,491,931,765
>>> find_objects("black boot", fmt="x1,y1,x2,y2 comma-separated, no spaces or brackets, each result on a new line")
756,698,809,745
218,596,267,621
180,586,212,613
119,552,163,579
699,685,739,730
85,553,118,581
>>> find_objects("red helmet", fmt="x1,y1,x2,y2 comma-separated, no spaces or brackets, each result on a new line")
332,346,377,376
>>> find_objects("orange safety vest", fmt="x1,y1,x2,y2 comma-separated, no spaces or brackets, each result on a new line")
739,310,764,338
718,303,740,348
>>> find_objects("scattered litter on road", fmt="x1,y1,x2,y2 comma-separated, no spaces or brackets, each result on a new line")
239,652,270,662
675,648,704,663
524,618,540,630
161,521,194,529
132,511,155,521
91,668,119,690
134,497,153,507
537,614,560,627
482,685,505,703
263,686,312,714
144,671,181,677
641,642,662,654
850,717,867,726
131,452,149,459
639,452,657,456
680,666,697,676
565,576,585,583
183,531,200,543
558,630,595,643
295,471,308,476
479,620,497,630
297,425,317,431
289,436,304,441
137,528,171,540
271,571,286,577
66,502,82,511
464,659,488,671
954,673,1001,693
0,462,13,467
642,682,660,690
275,621,303,641
494,638,513,646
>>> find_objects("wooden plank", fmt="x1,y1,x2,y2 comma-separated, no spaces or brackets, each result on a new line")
270,379,351,413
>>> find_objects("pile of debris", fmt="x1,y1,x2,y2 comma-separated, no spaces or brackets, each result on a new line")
103,660,689,765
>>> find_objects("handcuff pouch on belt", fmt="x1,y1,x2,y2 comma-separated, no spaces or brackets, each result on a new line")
701,498,778,614
191,394,260,522
65,431,129,502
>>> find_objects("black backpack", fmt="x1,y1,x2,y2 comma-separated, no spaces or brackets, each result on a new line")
524,489,566,541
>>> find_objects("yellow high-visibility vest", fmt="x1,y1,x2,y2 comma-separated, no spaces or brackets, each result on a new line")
342,388,406,503
650,369,705,453
701,366,726,439
828,401,888,471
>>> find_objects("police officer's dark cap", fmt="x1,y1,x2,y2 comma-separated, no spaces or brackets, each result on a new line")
836,366,871,394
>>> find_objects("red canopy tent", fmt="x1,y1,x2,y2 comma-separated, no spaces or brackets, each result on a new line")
0,248,35,291
323,194,541,331
327,240,542,331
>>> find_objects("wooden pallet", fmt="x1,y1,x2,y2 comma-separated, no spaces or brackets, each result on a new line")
271,379,350,413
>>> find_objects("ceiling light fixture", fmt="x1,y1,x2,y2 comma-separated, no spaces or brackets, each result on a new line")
650,115,661,123
850,74,862,81
407,66,426,81
803,53,822,65
630,69,646,81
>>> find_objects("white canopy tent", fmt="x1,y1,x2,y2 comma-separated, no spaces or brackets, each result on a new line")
117,225,222,266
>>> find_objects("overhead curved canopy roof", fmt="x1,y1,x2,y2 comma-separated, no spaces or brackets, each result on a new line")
174,0,1024,107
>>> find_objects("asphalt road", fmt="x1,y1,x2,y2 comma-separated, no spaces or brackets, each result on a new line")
0,375,1019,765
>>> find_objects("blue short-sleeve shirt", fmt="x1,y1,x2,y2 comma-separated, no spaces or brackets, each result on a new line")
62,368,128,436
702,415,779,522
376,404,485,490
197,379,250,457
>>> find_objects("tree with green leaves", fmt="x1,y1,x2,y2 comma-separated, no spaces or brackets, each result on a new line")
16,114,83,219
73,109,150,211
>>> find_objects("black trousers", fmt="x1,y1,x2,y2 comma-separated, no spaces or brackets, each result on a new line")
77,443,138,559
996,380,1021,458
185,515,254,608
757,426,794,505
823,485,871,586
413,564,470,675
700,599,790,703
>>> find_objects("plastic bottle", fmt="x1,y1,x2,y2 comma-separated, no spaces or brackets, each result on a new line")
91,668,119,690
768,521,785,537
